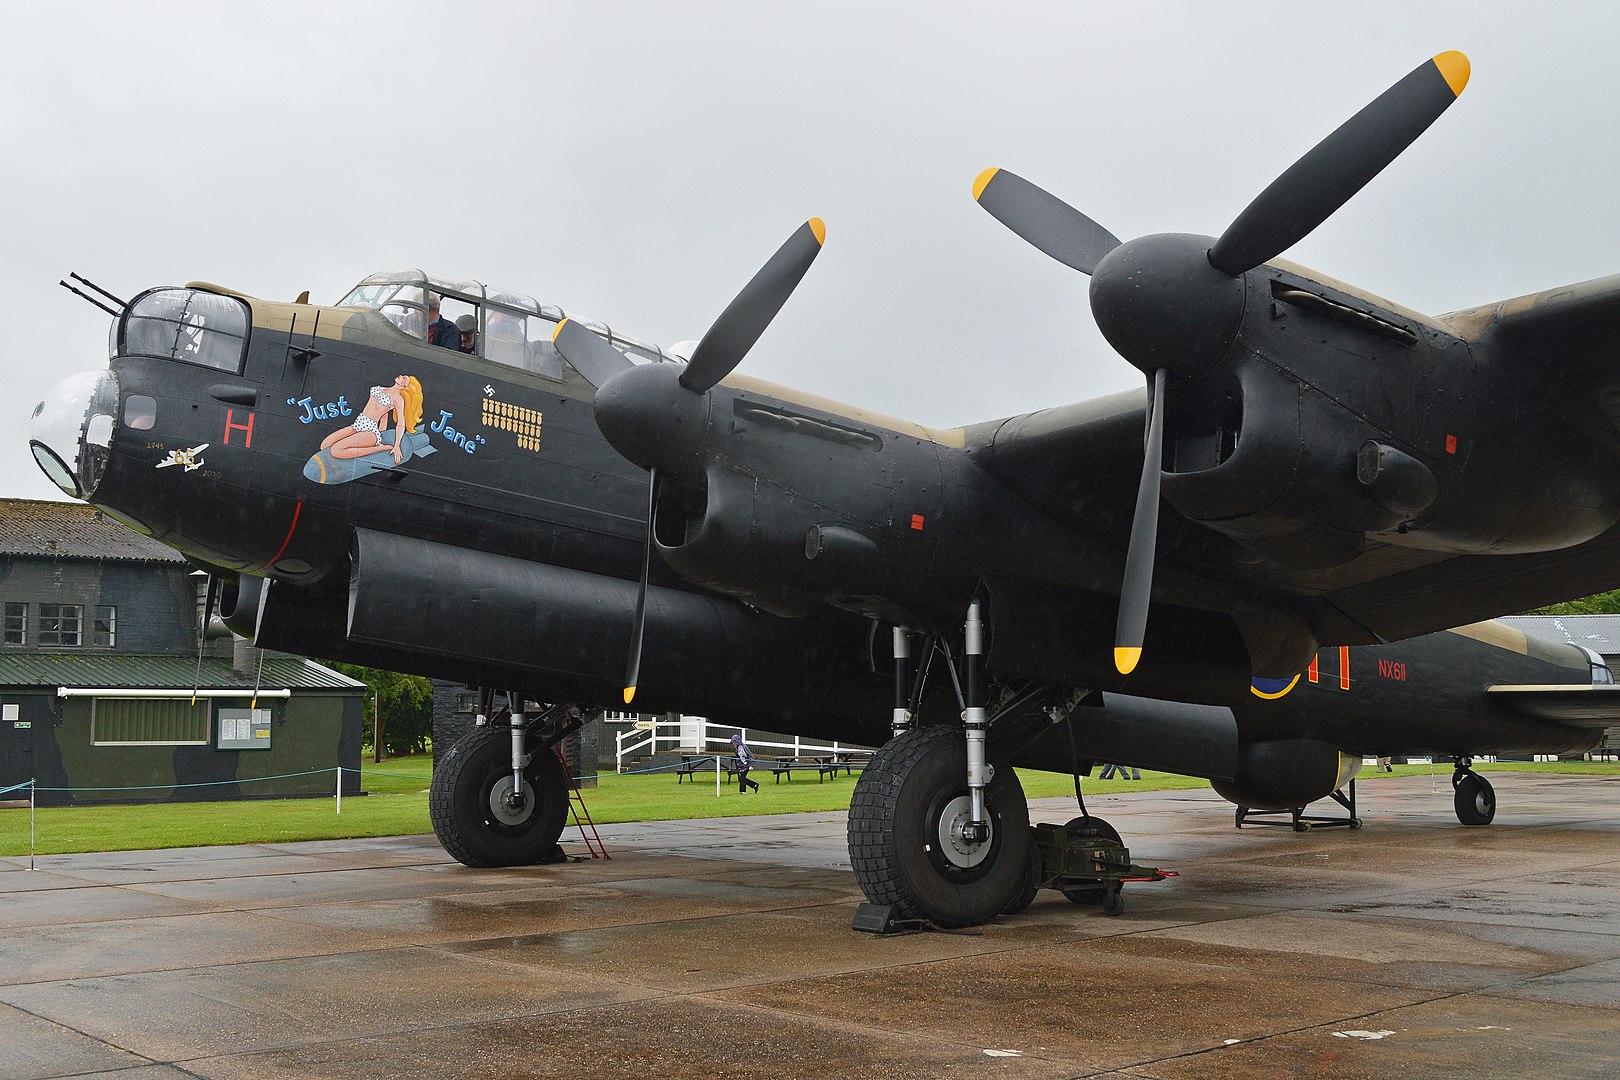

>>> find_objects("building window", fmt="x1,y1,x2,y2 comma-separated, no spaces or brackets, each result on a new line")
38,604,83,647
91,698,210,745
92,605,116,647
2,603,24,645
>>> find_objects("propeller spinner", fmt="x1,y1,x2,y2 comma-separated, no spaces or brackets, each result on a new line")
554,218,827,702
975,51,1470,675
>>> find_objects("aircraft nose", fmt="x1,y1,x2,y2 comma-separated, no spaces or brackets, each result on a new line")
29,369,119,499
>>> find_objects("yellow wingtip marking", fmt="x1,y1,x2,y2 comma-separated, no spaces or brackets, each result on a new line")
973,167,1001,201
623,686,636,705
1433,50,1470,97
807,217,826,245
1114,646,1142,676
552,318,567,343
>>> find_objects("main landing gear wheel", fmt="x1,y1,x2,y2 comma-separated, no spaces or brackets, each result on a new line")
1001,840,1043,916
1060,816,1120,906
430,725,569,867
1453,771,1496,826
849,725,1032,928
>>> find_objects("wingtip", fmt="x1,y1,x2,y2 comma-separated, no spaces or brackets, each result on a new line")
807,217,826,245
1114,646,1142,676
1433,50,1470,97
623,686,636,705
973,167,1001,201
552,318,567,343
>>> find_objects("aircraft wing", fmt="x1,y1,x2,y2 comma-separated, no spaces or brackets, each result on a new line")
1445,271,1620,441
1485,683,1620,727
977,391,1620,650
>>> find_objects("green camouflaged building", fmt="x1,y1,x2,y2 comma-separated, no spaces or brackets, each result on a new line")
0,499,365,805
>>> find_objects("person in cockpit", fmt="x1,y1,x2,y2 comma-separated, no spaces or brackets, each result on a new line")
456,314,478,354
319,375,424,463
426,294,459,350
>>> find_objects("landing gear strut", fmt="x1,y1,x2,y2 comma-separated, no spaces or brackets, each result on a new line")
850,601,1034,928
1452,757,1496,825
429,695,580,866
849,724,1032,928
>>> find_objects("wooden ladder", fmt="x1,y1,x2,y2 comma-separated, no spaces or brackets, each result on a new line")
556,744,610,860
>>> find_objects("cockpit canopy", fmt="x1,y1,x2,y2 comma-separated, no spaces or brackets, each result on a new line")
335,269,682,380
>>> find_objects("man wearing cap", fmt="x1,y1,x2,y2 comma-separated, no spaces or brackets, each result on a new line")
456,314,478,354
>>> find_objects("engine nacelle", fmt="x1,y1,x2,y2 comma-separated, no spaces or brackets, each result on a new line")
1210,739,1360,811
1160,312,1620,565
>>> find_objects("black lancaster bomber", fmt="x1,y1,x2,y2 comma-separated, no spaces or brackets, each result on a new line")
31,51,1620,927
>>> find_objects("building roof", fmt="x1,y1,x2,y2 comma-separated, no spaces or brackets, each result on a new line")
1499,615,1620,657
0,652,366,692
0,498,185,563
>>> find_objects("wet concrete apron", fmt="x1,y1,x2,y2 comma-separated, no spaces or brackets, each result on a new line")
2,773,1618,1078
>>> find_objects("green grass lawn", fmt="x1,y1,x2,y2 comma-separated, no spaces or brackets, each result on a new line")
3,754,1616,857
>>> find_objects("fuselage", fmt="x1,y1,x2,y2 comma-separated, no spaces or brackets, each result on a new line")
28,272,1609,785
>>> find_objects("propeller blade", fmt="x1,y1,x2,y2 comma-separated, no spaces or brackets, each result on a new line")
553,318,635,388
680,218,826,393
973,167,1122,276
1208,50,1470,276
623,467,658,704
1115,369,1167,676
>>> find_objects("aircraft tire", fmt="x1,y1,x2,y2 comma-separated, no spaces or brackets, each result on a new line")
848,725,1031,928
429,725,569,867
1001,837,1043,916
1454,772,1496,826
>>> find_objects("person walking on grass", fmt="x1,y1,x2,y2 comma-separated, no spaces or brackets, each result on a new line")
730,732,761,793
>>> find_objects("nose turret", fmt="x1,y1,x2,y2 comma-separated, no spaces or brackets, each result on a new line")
30,369,119,499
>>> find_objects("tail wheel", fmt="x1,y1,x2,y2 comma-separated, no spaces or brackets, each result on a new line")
849,725,1031,928
430,725,569,866
1454,772,1496,826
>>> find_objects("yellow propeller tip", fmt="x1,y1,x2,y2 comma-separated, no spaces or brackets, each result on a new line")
1433,50,1470,97
551,318,567,343
973,167,1001,201
623,686,637,705
807,217,826,245
1114,646,1142,675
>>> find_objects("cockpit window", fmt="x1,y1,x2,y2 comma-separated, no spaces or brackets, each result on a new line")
1576,645,1614,685
336,269,681,378
120,289,249,373
484,308,566,379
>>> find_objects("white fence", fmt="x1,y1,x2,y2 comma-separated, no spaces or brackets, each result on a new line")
613,715,870,773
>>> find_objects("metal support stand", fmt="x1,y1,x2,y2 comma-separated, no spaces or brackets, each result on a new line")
1235,779,1360,831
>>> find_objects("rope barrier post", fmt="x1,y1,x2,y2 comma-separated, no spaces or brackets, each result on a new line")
716,752,721,798
335,766,343,815
29,778,36,871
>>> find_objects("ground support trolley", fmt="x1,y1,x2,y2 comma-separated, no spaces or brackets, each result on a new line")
1027,818,1177,916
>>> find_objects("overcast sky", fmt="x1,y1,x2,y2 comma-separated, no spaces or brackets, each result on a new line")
5,1,1618,502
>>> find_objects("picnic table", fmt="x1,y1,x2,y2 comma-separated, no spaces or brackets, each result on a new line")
766,755,865,782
